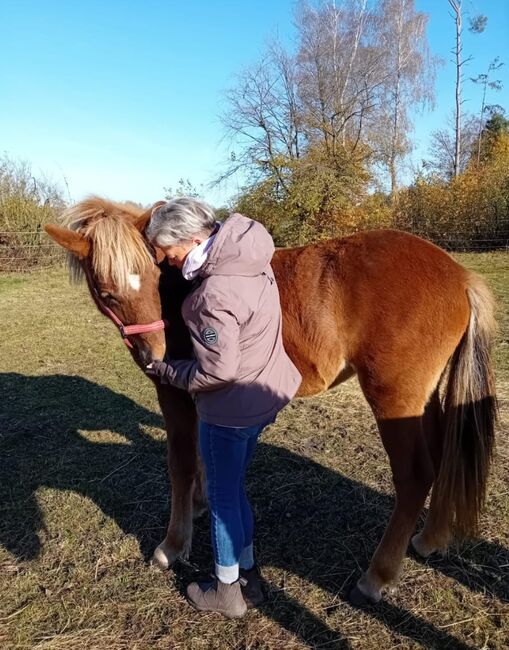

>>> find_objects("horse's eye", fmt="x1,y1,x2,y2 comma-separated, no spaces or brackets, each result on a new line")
100,291,117,302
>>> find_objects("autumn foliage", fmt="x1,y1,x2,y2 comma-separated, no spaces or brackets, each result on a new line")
233,123,509,250
394,130,509,250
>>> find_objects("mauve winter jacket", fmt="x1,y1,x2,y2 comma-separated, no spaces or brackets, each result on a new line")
160,213,302,426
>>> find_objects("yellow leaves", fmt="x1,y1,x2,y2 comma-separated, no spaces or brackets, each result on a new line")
236,131,508,249
396,132,509,247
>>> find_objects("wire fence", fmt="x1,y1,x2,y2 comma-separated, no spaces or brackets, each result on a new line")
0,231,65,272
401,231,509,252
0,228,508,273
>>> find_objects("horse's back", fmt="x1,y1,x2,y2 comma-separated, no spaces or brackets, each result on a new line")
330,229,471,335
272,230,473,408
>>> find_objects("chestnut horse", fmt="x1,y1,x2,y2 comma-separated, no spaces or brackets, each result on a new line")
45,197,497,605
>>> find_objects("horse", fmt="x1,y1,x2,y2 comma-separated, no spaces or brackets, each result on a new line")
45,197,497,605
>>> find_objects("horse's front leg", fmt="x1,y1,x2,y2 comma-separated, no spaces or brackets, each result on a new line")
192,456,208,519
152,384,201,569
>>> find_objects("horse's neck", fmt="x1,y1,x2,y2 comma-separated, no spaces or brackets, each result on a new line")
159,262,194,358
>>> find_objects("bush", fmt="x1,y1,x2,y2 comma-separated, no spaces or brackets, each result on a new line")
234,124,509,251
394,132,509,250
234,141,375,246
0,156,67,270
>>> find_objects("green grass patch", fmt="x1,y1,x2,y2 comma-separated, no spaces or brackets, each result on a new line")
0,274,30,294
1,255,508,650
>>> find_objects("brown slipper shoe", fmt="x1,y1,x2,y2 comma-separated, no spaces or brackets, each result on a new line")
186,576,248,619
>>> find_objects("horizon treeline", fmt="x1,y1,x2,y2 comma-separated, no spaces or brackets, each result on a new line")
1,0,508,253
218,0,509,248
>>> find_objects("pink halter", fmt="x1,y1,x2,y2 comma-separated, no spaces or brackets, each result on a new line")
94,298,167,349
84,266,167,349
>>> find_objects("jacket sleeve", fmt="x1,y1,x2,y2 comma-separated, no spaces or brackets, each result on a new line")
159,293,242,393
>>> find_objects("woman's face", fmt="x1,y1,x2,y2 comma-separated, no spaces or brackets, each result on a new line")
160,238,203,269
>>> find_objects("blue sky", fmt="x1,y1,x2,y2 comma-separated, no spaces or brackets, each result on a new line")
1,1,508,207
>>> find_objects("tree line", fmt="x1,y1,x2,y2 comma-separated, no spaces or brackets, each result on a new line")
1,0,507,259
218,0,508,249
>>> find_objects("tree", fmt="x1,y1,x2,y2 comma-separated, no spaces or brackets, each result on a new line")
484,110,509,137
426,113,479,179
163,178,203,200
398,118,509,250
478,108,509,162
449,0,464,178
219,43,302,196
0,154,67,270
470,57,504,164
376,0,436,196
296,0,376,154
220,0,437,242
0,155,65,231
448,0,487,177
221,1,436,190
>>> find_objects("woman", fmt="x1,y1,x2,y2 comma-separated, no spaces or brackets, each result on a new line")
145,197,301,618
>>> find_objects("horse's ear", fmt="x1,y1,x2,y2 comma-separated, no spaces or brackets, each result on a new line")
44,224,90,259
153,246,166,264
131,201,167,264
131,208,152,233
131,200,167,233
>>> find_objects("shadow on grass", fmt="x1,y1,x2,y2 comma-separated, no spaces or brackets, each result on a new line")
0,372,168,563
1,372,507,649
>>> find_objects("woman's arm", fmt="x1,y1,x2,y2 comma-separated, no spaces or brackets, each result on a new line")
146,301,241,392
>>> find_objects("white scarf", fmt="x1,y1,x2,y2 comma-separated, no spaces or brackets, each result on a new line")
181,224,220,281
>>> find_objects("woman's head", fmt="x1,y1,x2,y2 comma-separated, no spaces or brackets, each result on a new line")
147,197,216,268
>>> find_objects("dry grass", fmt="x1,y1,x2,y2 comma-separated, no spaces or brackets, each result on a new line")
0,252,508,650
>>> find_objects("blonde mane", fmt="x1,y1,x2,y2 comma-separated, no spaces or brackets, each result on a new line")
61,197,153,293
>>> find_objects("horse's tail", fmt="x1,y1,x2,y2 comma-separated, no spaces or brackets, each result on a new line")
433,272,498,540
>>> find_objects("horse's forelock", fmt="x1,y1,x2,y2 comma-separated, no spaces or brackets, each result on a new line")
61,197,152,292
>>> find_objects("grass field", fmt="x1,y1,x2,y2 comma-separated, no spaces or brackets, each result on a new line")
1,253,508,650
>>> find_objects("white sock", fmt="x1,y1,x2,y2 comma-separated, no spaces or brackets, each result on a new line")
215,562,239,584
239,544,255,570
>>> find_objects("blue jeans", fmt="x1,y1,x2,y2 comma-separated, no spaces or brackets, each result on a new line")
199,420,269,580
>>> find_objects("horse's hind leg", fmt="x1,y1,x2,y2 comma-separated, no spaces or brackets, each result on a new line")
352,413,434,604
412,389,452,557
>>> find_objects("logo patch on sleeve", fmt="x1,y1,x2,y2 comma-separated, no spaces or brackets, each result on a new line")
201,327,218,345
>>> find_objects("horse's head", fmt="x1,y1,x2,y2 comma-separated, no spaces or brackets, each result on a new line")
45,197,167,366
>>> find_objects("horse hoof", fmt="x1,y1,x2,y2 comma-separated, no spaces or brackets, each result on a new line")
152,543,178,570
349,585,373,608
152,537,193,569
410,533,433,559
349,578,382,608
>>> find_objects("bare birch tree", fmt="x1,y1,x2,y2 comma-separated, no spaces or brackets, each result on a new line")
219,0,436,222
426,113,479,179
448,0,487,177
470,58,504,164
296,0,381,156
220,44,302,197
377,0,435,196
449,0,463,178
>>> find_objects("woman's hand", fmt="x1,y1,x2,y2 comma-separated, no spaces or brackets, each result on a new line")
145,360,169,381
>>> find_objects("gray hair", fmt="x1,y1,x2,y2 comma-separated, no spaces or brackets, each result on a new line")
146,197,216,246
